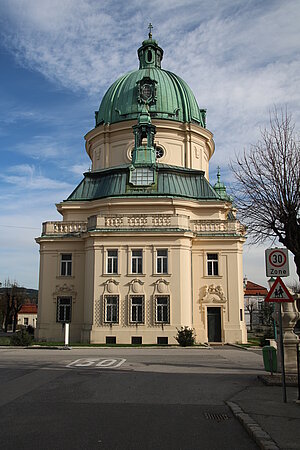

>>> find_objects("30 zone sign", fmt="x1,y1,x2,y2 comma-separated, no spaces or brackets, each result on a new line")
265,248,289,277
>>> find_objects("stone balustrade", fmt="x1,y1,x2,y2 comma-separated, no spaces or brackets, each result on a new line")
42,216,245,236
42,221,87,235
191,220,245,236
88,214,189,230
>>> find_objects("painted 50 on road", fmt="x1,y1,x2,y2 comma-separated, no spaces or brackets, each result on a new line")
67,358,126,369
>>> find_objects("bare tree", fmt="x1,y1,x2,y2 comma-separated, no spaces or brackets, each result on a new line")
231,109,300,280
244,298,257,331
0,280,27,332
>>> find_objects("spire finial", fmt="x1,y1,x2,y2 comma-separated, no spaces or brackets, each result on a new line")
148,23,153,39
217,166,221,182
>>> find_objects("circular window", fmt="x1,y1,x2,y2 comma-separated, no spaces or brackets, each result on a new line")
129,146,165,160
156,146,164,159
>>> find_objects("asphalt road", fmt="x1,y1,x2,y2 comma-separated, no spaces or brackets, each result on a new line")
0,346,263,449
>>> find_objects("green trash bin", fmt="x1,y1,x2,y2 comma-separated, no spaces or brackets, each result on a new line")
262,345,277,373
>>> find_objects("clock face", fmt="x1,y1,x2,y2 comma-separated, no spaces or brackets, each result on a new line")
141,84,152,101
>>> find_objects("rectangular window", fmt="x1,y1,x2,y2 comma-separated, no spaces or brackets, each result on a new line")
60,254,72,276
107,250,118,274
156,249,168,274
207,253,219,276
131,249,143,274
130,296,144,323
57,297,72,323
106,336,116,344
157,337,168,345
24,317,29,326
105,296,119,323
130,167,154,186
156,296,170,323
132,336,142,345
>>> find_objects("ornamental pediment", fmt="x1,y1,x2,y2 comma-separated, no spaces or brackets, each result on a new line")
200,284,226,304
52,284,77,302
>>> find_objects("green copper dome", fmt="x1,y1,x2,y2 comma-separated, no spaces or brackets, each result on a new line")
95,35,206,128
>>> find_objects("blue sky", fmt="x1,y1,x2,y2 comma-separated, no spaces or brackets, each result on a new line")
0,0,299,289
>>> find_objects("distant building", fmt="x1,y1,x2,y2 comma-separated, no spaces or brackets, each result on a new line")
17,304,38,328
244,280,268,331
36,30,247,345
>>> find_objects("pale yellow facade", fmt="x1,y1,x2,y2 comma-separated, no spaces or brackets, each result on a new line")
36,117,247,345
86,119,214,179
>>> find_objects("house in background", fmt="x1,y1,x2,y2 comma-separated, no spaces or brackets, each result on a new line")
18,304,38,328
244,279,268,331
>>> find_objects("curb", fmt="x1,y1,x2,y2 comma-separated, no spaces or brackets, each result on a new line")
228,343,262,351
226,401,279,450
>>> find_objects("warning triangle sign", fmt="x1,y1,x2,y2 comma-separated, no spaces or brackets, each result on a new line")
265,277,294,303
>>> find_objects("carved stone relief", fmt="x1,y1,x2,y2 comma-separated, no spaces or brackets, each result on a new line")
153,278,170,295
198,284,227,321
52,284,77,302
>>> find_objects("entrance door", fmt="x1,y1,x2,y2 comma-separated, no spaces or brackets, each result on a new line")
207,307,221,342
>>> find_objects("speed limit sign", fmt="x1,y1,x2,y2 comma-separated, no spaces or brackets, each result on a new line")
265,248,289,277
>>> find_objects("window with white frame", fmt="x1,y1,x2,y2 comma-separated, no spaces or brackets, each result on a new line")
207,253,219,276
24,317,29,326
107,250,118,274
131,249,143,274
155,296,170,323
60,254,72,276
57,297,72,323
104,296,119,323
130,296,144,323
130,167,154,186
156,249,168,274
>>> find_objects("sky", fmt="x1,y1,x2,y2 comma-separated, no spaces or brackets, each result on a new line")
0,0,299,289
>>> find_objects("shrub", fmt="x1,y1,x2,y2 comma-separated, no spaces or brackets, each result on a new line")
27,325,35,335
10,329,33,346
175,326,196,347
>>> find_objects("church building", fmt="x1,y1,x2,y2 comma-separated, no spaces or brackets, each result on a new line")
36,29,247,345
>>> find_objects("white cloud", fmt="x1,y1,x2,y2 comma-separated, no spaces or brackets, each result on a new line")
0,164,72,190
68,163,90,176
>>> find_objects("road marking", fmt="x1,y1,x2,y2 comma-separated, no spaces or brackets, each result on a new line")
66,358,126,369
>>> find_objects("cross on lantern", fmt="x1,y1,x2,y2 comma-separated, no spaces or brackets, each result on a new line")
148,23,153,38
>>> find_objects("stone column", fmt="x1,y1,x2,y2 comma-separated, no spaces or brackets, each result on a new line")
273,300,300,373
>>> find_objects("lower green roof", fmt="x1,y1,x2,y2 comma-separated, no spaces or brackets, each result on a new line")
66,164,221,202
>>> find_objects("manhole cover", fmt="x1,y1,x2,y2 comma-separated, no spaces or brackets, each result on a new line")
204,412,230,422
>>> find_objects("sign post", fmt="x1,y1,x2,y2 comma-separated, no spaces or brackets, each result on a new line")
265,276,294,403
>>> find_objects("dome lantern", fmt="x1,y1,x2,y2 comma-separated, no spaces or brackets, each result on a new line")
137,24,164,69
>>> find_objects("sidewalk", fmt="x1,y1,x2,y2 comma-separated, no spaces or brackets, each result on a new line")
228,375,300,450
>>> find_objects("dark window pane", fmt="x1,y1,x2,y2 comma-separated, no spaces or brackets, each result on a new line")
208,263,212,276
61,263,66,276
207,253,218,260
157,258,162,273
213,261,218,275
62,254,72,260
163,258,168,273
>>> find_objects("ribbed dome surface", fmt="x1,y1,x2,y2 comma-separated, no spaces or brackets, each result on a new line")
96,37,206,127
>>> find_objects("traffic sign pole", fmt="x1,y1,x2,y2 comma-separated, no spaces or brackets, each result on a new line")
265,276,293,403
278,304,287,403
